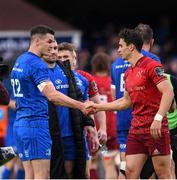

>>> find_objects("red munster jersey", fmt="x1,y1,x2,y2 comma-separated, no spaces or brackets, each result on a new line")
124,56,169,134
93,75,117,138
77,70,98,98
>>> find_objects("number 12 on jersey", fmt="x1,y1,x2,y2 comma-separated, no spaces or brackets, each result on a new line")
11,79,23,97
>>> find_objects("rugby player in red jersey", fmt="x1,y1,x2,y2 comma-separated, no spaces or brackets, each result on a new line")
91,52,119,179
90,28,174,179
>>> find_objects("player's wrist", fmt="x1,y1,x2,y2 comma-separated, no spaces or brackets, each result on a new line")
154,113,163,122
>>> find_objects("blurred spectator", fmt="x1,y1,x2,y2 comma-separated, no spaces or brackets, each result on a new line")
165,55,177,76
154,16,171,45
78,49,91,72
94,45,107,54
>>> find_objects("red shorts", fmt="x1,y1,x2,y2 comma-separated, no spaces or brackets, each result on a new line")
106,137,119,151
126,132,170,156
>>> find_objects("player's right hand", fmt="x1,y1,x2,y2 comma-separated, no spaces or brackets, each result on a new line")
150,120,162,139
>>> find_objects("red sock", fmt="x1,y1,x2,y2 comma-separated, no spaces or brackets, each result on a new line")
90,169,99,179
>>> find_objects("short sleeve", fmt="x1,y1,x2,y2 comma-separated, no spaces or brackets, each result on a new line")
30,62,50,86
147,61,167,85
88,79,98,98
77,70,98,98
83,78,89,101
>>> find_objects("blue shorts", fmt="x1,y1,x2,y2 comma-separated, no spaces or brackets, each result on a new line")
117,130,129,152
62,136,90,160
13,120,52,161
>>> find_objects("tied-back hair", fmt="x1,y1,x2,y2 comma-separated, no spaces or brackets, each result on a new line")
91,52,111,75
135,23,153,44
118,28,143,52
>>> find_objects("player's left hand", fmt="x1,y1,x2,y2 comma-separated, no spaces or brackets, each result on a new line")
98,128,107,144
150,120,162,139
84,126,100,153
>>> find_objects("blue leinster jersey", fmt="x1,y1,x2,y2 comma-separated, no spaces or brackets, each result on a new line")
48,64,89,137
11,52,50,123
111,49,160,131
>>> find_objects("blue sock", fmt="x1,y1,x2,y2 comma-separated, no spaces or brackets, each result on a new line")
16,169,25,179
2,168,12,179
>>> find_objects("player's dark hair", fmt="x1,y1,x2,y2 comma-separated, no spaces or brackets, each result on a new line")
135,23,153,44
118,28,143,52
91,52,110,75
30,25,55,37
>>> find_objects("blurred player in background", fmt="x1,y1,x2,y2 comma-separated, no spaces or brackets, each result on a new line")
1,79,24,179
166,73,177,178
91,52,119,179
111,23,161,178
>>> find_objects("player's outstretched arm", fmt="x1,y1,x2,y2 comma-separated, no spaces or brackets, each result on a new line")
39,81,92,115
93,90,131,112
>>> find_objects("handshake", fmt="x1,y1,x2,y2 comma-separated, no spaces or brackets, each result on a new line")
81,101,102,115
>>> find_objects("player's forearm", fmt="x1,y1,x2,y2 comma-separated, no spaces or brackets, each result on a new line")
8,100,16,110
157,87,174,117
95,111,106,131
111,86,116,100
95,98,130,111
42,83,84,109
50,91,84,109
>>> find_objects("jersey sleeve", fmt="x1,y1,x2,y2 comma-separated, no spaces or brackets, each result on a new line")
88,79,98,98
77,70,98,98
83,79,89,101
30,62,50,86
111,63,115,85
147,60,167,85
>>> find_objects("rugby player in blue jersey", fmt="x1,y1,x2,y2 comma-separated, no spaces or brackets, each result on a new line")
111,23,161,178
57,42,100,178
42,41,99,178
11,25,94,179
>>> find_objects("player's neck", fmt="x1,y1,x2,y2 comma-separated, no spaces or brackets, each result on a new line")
28,46,41,57
129,52,143,67
48,62,56,68
142,44,151,52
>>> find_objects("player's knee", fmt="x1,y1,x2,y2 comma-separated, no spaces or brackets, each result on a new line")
65,161,74,178
35,168,49,179
155,165,171,178
126,162,139,178
25,168,34,179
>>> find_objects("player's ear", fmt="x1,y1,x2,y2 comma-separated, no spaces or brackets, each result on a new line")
129,43,135,51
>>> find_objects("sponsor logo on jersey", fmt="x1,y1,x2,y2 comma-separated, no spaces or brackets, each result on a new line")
155,67,164,77
91,81,98,92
